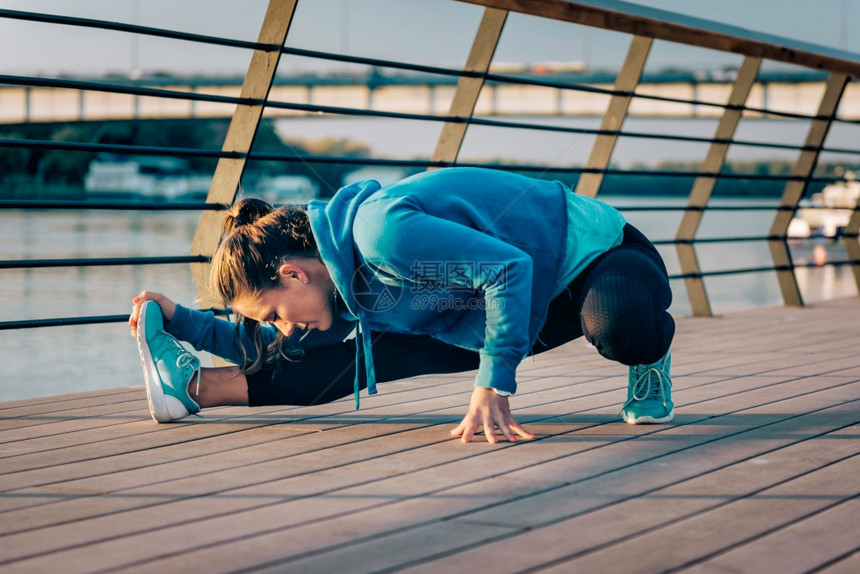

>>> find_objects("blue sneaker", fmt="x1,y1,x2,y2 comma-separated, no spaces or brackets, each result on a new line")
620,351,674,424
135,300,201,423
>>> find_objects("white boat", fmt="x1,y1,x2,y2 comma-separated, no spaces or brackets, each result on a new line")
84,156,212,200
246,175,320,205
788,170,859,239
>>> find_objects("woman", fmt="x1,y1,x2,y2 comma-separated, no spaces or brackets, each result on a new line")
131,167,675,443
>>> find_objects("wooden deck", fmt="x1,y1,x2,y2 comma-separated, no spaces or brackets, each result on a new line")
1,298,859,574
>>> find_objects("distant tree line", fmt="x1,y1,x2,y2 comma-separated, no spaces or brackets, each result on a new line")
1,119,856,199
0,119,371,199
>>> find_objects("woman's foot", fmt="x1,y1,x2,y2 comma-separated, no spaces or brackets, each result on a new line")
620,351,674,424
136,300,201,423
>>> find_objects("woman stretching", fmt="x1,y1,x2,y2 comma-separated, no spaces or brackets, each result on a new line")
130,167,675,443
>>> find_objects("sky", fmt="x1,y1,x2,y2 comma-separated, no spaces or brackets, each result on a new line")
0,0,857,78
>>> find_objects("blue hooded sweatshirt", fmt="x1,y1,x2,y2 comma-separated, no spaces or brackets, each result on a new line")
307,167,625,408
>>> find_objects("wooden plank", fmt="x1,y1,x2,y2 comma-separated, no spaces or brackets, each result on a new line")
0,387,138,412
813,550,860,574
677,499,860,574
0,370,598,518
0,398,155,444
253,521,523,574
0,389,142,431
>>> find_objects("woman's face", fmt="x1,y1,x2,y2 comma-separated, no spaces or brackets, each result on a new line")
231,260,335,336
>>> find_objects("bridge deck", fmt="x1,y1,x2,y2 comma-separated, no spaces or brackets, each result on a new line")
1,298,859,574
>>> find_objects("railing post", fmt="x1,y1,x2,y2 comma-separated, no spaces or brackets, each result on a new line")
575,35,652,198
845,196,860,293
768,73,849,307
675,56,762,316
430,7,507,165
188,0,297,310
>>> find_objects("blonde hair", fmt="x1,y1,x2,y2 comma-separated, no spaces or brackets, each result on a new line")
211,197,319,373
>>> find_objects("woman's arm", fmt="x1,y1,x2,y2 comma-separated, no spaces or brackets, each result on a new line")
354,199,534,395
130,290,275,364
353,200,536,443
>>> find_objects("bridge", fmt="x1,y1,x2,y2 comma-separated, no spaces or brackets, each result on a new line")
3,68,859,124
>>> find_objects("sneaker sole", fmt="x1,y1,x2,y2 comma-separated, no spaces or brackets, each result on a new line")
135,303,172,423
622,408,674,424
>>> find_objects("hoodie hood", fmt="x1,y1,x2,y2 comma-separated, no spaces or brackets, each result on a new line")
308,179,382,315
308,179,383,408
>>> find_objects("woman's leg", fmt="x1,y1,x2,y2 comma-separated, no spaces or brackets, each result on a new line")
246,332,480,406
577,225,675,365
193,366,249,407
530,224,674,361
571,224,675,423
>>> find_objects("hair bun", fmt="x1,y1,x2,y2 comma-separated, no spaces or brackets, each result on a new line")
223,197,274,235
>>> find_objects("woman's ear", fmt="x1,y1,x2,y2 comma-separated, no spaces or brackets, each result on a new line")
277,262,309,284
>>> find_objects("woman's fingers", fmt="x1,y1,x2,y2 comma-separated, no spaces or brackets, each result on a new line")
509,419,535,440
450,420,466,438
128,291,152,337
450,418,478,443
451,415,520,444
452,387,534,444
482,412,498,444
460,420,479,443
128,302,141,337
513,427,534,440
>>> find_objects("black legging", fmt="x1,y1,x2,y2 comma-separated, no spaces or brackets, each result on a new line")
246,224,674,406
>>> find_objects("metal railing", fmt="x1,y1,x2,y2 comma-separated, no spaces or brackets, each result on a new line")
1,0,859,333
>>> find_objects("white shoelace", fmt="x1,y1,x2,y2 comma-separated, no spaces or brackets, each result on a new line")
175,351,201,396
623,364,672,410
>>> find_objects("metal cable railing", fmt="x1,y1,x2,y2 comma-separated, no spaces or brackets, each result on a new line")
5,72,858,158
0,199,226,210
0,136,851,184
1,2,858,332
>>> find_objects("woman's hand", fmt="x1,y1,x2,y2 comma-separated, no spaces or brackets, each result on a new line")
450,387,535,444
129,290,177,337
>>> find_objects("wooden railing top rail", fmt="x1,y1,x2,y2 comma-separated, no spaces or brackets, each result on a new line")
459,0,860,75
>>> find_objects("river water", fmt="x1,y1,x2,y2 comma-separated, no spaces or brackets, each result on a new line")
1,196,856,402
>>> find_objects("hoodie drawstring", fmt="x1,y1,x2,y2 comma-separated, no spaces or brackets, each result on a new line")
354,315,377,410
